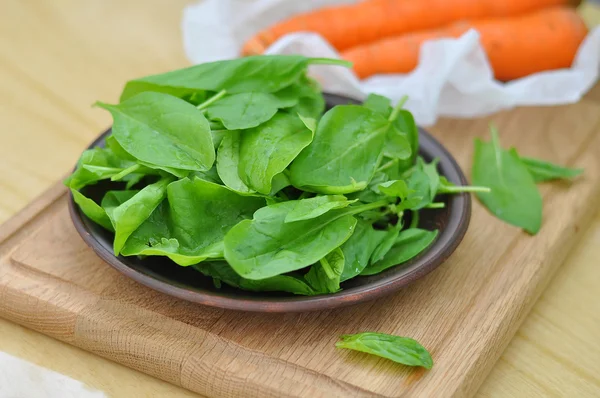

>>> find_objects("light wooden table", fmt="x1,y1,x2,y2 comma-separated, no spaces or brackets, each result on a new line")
1,1,599,396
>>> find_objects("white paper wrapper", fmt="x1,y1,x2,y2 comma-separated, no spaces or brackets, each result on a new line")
182,0,600,126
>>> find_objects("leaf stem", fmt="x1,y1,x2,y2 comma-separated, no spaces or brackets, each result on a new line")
111,164,141,181
409,211,420,229
438,185,491,194
376,158,399,173
425,202,445,209
388,95,409,123
308,58,353,68
349,199,393,216
196,89,227,110
319,257,335,279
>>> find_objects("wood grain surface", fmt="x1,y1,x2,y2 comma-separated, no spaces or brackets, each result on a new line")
1,0,599,397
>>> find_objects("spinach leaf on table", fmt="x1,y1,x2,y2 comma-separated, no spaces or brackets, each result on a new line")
224,199,390,280
96,92,215,172
304,248,345,294
335,332,433,369
194,262,319,296
361,229,438,275
519,156,583,183
120,55,350,101
472,128,542,234
121,177,265,266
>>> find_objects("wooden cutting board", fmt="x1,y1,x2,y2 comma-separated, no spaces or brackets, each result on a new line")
1,98,599,398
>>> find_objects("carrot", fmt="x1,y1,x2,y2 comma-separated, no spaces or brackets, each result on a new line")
241,0,579,55
342,7,588,81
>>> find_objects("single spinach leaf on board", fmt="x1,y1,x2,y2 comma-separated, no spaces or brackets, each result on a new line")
340,220,388,281
121,177,265,266
304,248,345,293
120,55,350,100
194,262,318,296
224,200,389,280
103,177,174,255
472,129,542,234
335,332,433,369
205,92,286,130
361,229,438,275
96,92,214,172
284,195,357,223
520,156,583,183
64,147,134,190
238,113,314,195
289,105,390,194
71,189,113,231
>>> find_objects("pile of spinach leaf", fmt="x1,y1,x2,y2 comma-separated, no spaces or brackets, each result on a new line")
66,55,487,296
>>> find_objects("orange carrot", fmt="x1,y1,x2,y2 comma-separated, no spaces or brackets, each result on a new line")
342,7,588,81
242,0,579,55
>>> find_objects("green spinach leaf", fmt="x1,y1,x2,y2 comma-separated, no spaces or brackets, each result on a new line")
335,332,433,369
520,156,583,183
304,248,345,293
104,177,174,255
472,128,542,234
339,220,388,281
71,189,113,231
284,195,356,223
205,92,285,130
121,177,265,265
96,92,214,172
194,262,318,296
224,200,389,280
361,229,438,275
120,56,350,101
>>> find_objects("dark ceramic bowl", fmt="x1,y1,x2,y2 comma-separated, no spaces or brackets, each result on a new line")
69,93,470,312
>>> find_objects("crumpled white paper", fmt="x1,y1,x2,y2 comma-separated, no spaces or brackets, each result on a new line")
182,0,600,126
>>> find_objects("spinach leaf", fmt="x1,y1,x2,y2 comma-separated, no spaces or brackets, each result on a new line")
64,147,134,190
194,262,318,296
370,222,403,264
304,248,345,293
121,177,265,266
339,220,387,281
335,332,433,369
472,128,542,234
216,131,255,194
120,56,350,101
71,189,113,231
224,200,389,280
289,105,389,194
104,177,174,255
361,229,438,275
395,110,419,172
96,92,214,172
205,92,286,130
363,93,392,117
520,157,583,183
284,195,356,223
238,113,314,195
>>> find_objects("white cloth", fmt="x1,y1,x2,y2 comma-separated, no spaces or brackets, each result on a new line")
0,352,105,398
182,0,600,126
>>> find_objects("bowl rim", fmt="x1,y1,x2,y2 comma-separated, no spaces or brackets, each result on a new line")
69,93,471,312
